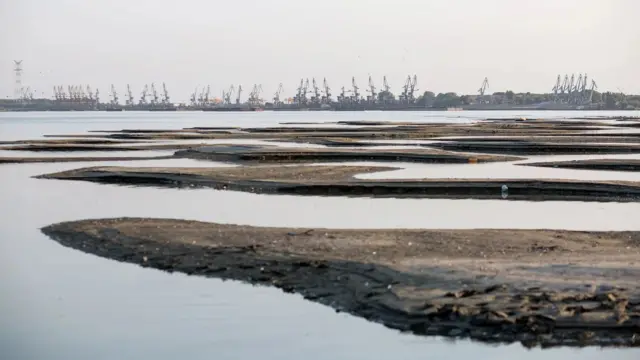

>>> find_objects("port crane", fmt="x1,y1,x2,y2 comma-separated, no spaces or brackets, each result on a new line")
248,84,263,106
409,75,418,103
150,83,159,105
139,85,149,105
351,77,360,103
161,83,170,105
367,76,376,103
478,77,490,104
311,78,321,104
126,85,134,106
222,85,235,105
110,85,119,105
86,86,94,102
478,77,489,96
235,85,243,104
322,78,331,104
273,83,284,105
379,76,393,103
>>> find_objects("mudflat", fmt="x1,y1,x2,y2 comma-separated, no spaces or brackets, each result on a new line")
36,165,640,202
41,218,640,348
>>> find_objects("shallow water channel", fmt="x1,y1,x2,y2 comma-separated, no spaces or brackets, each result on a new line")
2,111,640,360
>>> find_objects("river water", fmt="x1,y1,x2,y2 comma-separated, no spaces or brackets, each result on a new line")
2,111,639,360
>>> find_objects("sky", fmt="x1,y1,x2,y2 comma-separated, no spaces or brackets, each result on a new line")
1,0,639,103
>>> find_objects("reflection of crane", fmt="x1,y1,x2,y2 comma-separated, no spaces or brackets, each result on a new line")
367,76,376,103
273,83,283,105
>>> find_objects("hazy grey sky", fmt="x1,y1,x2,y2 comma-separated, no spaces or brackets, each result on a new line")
1,0,639,102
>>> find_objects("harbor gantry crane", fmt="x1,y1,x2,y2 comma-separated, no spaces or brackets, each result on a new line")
273,83,284,106
94,88,100,105
367,76,377,104
110,84,119,105
409,75,418,103
86,85,94,102
382,76,391,93
161,83,170,105
322,78,331,104
378,76,393,103
337,86,350,103
478,77,490,104
295,79,304,105
588,79,598,103
126,85,134,106
150,83,159,105
552,75,562,100
196,87,205,105
400,75,411,103
351,77,360,103
190,88,198,106
223,85,235,105
235,85,243,104
248,84,263,106
139,85,149,105
311,78,321,104
303,79,309,103
478,77,489,96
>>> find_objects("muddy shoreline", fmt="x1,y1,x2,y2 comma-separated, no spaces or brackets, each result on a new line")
41,218,640,348
36,165,640,202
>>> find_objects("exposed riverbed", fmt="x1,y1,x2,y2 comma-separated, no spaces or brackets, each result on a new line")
2,111,640,360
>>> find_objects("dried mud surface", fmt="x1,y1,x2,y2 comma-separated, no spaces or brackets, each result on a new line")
36,165,640,202
41,218,640,348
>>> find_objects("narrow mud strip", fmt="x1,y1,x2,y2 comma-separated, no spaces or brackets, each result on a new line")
41,218,640,348
522,159,640,172
427,141,640,155
35,165,640,202
0,155,174,164
173,145,520,164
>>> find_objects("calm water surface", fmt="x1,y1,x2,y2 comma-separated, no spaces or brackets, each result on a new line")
2,111,639,360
